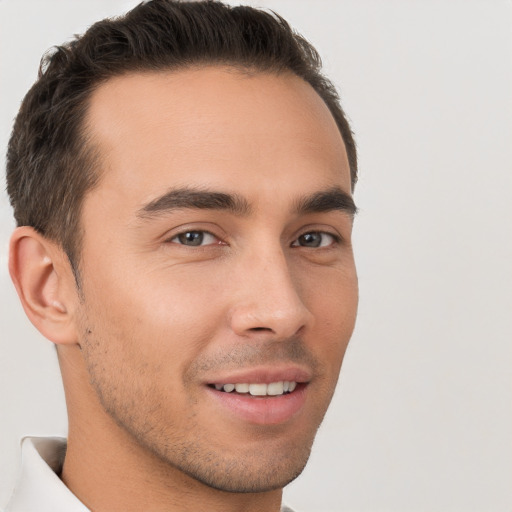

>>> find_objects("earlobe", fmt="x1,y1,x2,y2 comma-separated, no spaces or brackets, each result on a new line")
9,226,79,345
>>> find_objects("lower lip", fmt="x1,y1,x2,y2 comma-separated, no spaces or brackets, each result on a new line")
206,384,308,425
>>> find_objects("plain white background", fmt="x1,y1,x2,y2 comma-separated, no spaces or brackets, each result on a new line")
1,1,511,511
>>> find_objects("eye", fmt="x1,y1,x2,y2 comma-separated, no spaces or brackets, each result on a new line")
169,230,220,247
292,231,338,248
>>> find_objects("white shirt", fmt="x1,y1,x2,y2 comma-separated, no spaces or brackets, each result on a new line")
5,437,296,512
5,437,89,511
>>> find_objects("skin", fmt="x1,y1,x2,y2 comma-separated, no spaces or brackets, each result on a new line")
10,67,358,512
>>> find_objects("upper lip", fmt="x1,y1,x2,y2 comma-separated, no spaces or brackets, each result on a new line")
205,365,312,385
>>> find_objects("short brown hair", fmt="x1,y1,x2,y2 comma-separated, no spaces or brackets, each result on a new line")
6,0,357,274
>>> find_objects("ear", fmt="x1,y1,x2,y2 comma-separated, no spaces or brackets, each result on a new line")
9,226,80,346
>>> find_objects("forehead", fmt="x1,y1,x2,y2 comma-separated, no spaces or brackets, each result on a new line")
84,67,351,209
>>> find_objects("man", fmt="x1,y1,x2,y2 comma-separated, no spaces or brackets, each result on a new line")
4,1,358,511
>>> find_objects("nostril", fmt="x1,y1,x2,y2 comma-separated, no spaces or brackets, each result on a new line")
249,327,273,332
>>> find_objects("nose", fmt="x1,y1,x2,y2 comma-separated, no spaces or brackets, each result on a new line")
229,248,313,340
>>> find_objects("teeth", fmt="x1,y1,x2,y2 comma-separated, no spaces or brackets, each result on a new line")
249,383,267,396
214,381,298,396
267,381,284,395
235,383,249,393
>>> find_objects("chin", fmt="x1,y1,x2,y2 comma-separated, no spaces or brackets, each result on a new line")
132,421,316,494
173,443,313,494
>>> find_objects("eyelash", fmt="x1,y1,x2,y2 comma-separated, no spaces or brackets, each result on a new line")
168,230,341,248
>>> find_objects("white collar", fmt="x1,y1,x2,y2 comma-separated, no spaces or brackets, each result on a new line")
5,437,89,512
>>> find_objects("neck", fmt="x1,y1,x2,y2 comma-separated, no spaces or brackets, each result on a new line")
58,345,283,512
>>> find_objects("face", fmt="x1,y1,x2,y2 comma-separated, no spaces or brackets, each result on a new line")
75,67,358,492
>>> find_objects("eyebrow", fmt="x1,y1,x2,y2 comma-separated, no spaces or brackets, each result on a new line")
294,187,358,217
137,185,357,220
137,187,251,218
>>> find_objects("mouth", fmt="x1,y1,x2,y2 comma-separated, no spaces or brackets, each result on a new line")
208,380,298,397
204,368,310,425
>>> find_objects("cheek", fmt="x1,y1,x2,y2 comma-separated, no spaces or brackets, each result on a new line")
79,259,229,370
306,266,358,362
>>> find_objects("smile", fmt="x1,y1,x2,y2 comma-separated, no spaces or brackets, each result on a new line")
210,381,298,396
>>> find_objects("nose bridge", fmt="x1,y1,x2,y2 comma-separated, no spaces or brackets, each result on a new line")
229,242,312,339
